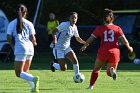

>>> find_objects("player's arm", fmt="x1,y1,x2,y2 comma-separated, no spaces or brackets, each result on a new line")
7,34,14,50
52,28,58,46
75,37,86,44
80,35,95,51
30,34,37,46
29,23,37,46
120,35,133,52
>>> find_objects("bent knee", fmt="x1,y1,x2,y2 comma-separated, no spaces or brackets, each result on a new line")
61,66,67,71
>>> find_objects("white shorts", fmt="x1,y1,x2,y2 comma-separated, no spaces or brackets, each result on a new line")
15,54,33,61
53,47,73,59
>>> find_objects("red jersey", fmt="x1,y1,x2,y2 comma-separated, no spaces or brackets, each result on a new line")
92,24,124,63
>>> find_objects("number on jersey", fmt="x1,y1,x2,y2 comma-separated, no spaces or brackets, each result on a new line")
104,30,114,42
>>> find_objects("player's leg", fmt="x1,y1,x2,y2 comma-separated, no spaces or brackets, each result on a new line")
16,55,34,80
14,55,39,92
51,58,67,71
22,55,39,92
66,50,79,74
106,62,118,80
14,60,25,78
23,58,32,72
14,54,34,80
23,55,39,91
57,58,67,71
14,54,30,78
88,57,104,89
51,49,67,71
24,59,35,90
106,50,120,80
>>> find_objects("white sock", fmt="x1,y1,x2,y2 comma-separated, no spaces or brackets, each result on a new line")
28,81,34,89
28,74,35,89
53,63,60,70
73,64,79,74
20,72,34,81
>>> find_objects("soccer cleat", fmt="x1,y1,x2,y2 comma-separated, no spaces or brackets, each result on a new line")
32,76,39,92
87,85,93,90
110,67,117,80
50,61,55,72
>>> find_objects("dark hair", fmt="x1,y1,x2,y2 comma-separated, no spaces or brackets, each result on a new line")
16,4,27,33
69,12,78,16
103,8,114,24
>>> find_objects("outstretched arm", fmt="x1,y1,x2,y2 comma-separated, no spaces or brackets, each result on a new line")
75,37,86,44
120,35,133,52
80,35,95,51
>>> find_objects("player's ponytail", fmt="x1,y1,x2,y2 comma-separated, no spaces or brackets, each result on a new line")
16,4,27,34
103,8,114,24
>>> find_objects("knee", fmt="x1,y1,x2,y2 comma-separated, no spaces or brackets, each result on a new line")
93,67,101,73
93,70,99,74
61,65,67,71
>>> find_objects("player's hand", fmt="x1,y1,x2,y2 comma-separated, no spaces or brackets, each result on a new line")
83,41,86,44
33,42,37,46
80,45,87,52
128,46,133,53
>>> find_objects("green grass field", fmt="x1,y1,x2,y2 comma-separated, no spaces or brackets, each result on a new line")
0,54,140,93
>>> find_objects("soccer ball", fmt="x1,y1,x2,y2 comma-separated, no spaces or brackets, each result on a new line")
73,73,85,83
133,58,140,64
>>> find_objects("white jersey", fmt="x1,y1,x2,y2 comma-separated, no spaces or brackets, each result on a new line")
7,18,35,55
55,21,79,50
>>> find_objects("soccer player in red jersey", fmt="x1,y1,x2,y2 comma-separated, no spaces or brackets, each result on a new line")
81,8,133,89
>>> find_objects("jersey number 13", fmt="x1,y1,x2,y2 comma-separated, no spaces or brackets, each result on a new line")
104,30,114,42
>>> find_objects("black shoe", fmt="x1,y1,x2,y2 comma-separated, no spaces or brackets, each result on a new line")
50,61,55,72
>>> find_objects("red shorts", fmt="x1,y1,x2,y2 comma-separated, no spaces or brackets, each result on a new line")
97,48,120,63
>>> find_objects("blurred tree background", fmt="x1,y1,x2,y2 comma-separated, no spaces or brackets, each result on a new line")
0,0,140,25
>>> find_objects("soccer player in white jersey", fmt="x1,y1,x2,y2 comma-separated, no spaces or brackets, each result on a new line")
51,12,86,76
7,4,39,92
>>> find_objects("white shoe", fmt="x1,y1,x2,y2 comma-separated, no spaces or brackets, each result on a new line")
87,85,93,89
110,67,117,80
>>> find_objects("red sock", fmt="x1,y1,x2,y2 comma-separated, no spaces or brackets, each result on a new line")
107,69,111,77
90,70,99,86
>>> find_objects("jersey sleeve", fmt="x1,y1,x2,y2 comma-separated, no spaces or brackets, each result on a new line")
117,26,124,38
74,26,79,37
29,23,36,35
56,22,66,32
7,22,13,35
91,27,100,38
